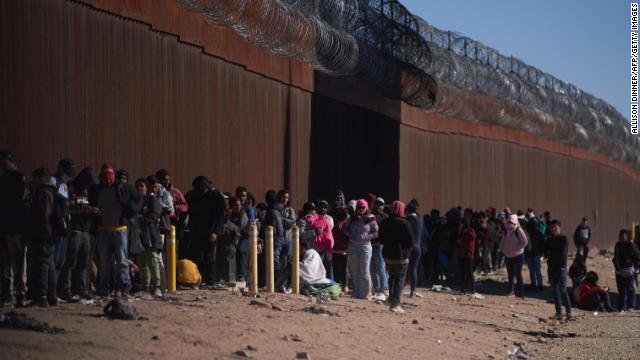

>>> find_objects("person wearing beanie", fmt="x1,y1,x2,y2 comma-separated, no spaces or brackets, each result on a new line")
343,199,378,299
379,200,414,313
89,163,143,297
545,220,573,320
26,168,68,307
405,200,424,298
499,214,528,298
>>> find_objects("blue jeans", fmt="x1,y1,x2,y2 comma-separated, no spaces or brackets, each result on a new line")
370,245,388,293
526,255,543,288
54,236,68,284
386,262,408,307
615,273,637,311
348,242,372,299
549,268,572,315
97,229,129,296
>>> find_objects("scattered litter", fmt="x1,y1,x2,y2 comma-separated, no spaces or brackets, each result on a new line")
249,299,271,308
79,298,95,305
593,312,598,316
431,285,452,293
471,293,485,300
303,305,340,317
512,314,520,319
506,346,519,356
0,311,64,334
436,339,442,345
234,350,253,358
195,295,209,301
103,298,141,320
412,319,419,324
282,334,303,342
215,298,225,304
296,352,311,359
152,335,159,341
509,305,515,308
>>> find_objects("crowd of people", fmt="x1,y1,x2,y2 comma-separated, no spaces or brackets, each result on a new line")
0,149,639,319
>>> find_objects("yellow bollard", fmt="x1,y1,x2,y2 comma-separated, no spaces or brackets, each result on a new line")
265,226,274,293
291,225,300,295
167,226,177,293
249,225,258,294
632,222,637,242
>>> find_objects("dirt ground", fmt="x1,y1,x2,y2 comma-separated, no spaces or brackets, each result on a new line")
1,248,639,360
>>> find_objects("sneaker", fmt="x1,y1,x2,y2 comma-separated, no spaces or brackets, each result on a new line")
506,292,515,297
565,314,575,321
28,298,49,308
390,305,405,314
549,313,563,321
413,292,424,298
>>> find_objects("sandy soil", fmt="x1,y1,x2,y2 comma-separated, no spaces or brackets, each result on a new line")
1,248,638,360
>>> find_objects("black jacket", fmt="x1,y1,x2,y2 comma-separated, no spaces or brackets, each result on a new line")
573,224,591,246
187,188,226,239
29,184,68,240
262,203,284,239
380,216,414,261
405,215,423,249
89,182,143,229
525,219,545,257
545,234,568,272
0,169,28,234
140,195,163,251
612,241,639,270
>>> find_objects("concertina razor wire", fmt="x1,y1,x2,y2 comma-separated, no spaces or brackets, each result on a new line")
174,0,640,169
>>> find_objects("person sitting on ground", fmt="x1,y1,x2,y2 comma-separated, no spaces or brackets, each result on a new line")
575,271,615,312
568,254,586,299
276,239,332,292
177,259,202,289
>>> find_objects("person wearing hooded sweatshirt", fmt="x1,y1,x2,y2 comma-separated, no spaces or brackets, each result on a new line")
545,220,572,320
379,201,414,313
59,167,99,301
186,176,226,286
261,190,285,284
27,168,68,307
134,178,163,297
405,200,424,298
458,218,477,294
343,199,378,299
612,229,639,311
306,205,334,281
500,214,528,298
89,163,143,297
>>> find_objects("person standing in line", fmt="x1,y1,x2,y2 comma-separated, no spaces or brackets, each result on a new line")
612,229,639,312
343,199,378,299
370,197,389,299
500,214,528,298
545,220,573,321
457,218,476,295
379,201,414,313
405,200,423,298
0,149,28,307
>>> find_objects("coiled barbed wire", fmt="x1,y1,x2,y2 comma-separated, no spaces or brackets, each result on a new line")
174,0,639,169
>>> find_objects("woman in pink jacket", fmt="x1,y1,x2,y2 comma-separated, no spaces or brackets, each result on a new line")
306,210,335,280
500,214,528,298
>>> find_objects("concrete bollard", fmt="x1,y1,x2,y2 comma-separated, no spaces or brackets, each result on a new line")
291,225,300,294
249,224,258,293
167,226,177,293
265,226,274,293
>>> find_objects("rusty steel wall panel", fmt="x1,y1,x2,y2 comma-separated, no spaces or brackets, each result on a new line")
0,0,313,204
399,125,640,249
